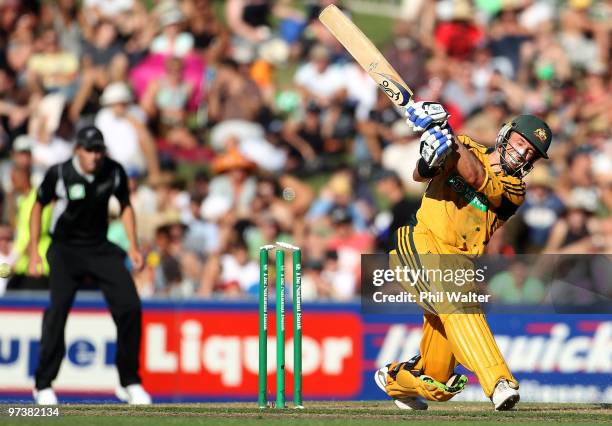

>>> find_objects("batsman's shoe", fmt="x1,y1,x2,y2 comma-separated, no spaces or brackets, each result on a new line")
116,384,152,405
491,379,519,411
33,388,58,405
374,365,428,410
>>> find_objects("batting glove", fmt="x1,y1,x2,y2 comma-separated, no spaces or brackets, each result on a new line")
420,125,454,168
405,101,450,132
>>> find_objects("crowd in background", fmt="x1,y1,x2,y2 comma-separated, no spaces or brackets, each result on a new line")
0,0,610,304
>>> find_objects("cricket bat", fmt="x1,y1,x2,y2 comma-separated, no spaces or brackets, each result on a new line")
318,4,413,108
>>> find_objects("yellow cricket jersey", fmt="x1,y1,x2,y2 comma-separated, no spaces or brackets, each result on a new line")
413,135,526,255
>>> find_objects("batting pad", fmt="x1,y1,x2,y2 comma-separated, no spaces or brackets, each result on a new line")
440,312,518,397
419,314,457,381
384,362,459,402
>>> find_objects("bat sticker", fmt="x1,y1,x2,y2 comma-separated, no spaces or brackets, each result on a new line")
372,72,411,106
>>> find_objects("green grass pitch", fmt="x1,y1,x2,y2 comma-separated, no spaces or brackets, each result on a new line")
1,401,610,425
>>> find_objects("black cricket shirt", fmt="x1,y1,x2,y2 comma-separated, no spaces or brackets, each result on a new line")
36,156,130,246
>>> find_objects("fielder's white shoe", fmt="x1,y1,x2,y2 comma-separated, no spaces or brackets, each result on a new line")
33,388,58,405
491,379,519,411
115,384,152,405
374,365,428,410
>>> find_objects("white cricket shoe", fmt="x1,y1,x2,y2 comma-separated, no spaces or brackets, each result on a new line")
374,365,428,410
115,384,152,405
491,379,519,411
33,388,58,405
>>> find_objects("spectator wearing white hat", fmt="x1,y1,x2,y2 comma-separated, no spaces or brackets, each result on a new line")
95,82,160,180
150,9,194,57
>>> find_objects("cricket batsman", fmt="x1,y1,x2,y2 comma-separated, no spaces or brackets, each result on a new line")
374,102,552,411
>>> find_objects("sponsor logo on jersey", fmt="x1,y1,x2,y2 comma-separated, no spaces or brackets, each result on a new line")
446,174,488,212
68,183,86,200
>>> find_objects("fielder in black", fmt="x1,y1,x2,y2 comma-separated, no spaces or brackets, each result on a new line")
28,126,151,405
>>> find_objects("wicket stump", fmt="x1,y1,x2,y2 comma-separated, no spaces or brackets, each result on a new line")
258,242,303,409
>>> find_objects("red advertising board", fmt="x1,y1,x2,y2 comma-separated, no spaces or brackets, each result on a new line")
141,310,363,398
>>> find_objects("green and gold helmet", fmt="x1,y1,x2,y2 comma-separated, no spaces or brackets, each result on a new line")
495,115,552,177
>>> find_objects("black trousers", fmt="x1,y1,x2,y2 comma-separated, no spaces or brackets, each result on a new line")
35,240,142,389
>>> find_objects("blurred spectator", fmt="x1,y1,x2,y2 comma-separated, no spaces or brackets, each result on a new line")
461,92,510,144
208,58,263,123
282,102,324,169
302,232,355,302
443,60,487,118
558,147,597,202
140,56,193,138
0,68,32,147
0,223,15,296
183,192,220,258
385,19,428,91
69,53,130,122
343,61,377,122
225,0,272,45
81,19,123,71
374,169,421,251
380,120,423,193
517,24,571,88
558,6,601,72
46,0,83,57
149,211,200,297
577,66,610,130
249,175,314,232
150,9,194,58
198,240,259,297
308,169,368,231
28,105,74,180
359,92,402,166
95,82,160,179
326,205,374,289
320,249,356,300
544,188,601,254
488,3,531,77
488,260,546,304
25,28,79,98
434,0,483,60
208,145,257,218
416,76,464,130
6,164,51,291
6,12,37,79
186,0,228,60
244,214,285,259
0,135,34,211
294,44,346,112
513,165,564,253
149,222,181,296
300,258,326,301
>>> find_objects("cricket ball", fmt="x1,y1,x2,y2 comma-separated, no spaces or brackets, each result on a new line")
0,262,11,278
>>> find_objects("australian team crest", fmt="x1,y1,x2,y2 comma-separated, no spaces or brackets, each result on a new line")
534,128,547,142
